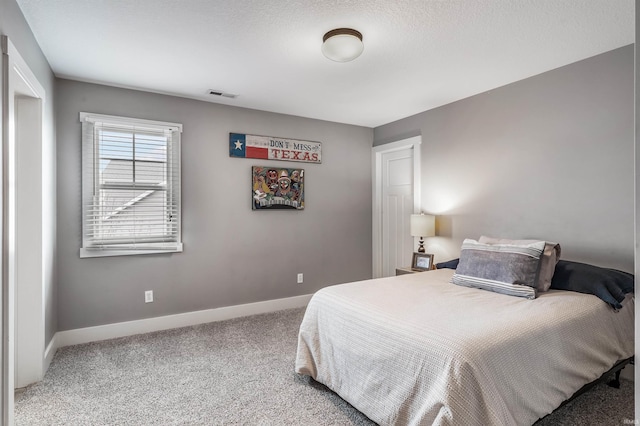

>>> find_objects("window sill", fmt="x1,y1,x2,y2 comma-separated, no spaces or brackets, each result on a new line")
80,244,183,258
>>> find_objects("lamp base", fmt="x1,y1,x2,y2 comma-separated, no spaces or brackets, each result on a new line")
418,237,425,253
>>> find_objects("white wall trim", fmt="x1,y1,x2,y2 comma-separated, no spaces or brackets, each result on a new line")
2,35,48,424
43,333,58,375
371,136,422,278
50,294,312,350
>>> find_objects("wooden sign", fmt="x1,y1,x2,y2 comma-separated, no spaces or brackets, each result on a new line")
229,133,321,164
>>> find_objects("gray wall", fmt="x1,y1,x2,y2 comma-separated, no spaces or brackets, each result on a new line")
375,45,634,273
56,79,373,331
0,0,57,346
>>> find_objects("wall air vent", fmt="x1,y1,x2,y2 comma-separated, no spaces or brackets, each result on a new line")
207,89,238,99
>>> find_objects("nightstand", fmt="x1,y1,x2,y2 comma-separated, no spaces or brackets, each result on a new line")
396,267,423,276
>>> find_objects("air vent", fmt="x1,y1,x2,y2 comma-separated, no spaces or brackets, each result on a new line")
207,89,238,99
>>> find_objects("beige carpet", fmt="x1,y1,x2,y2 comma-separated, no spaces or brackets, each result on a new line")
15,308,633,425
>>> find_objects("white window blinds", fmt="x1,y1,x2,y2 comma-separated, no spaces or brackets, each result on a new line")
80,112,183,257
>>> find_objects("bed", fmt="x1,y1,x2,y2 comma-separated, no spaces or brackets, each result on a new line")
295,267,634,425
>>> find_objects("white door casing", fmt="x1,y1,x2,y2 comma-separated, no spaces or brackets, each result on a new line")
372,136,421,278
2,35,47,425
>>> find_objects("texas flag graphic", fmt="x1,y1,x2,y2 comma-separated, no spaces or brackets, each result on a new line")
229,133,269,159
229,133,322,164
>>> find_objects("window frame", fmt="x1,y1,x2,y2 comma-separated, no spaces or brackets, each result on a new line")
79,112,183,258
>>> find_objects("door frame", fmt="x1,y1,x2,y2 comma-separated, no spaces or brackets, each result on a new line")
2,35,47,425
372,136,421,278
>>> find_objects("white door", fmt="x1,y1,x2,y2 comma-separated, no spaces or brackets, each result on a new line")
372,136,421,278
381,149,413,276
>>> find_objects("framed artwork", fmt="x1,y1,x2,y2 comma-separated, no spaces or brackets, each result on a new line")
412,252,434,271
252,166,304,210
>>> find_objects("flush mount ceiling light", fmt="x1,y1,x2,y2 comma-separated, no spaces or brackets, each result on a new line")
321,28,364,62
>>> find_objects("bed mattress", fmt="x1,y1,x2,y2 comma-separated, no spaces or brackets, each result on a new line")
295,268,634,425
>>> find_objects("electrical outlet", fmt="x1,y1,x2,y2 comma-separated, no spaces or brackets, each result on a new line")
145,290,154,303
297,273,303,284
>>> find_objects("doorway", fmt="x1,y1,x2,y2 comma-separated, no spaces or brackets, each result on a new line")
372,136,421,278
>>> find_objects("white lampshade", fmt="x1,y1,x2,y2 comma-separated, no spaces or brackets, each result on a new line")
321,28,364,62
410,214,435,237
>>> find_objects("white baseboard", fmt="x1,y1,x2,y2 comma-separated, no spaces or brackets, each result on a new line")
46,294,313,364
43,333,58,373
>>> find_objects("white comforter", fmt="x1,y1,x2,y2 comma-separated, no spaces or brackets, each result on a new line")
295,269,634,425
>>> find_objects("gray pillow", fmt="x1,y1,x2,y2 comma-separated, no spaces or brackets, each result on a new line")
452,239,545,299
478,236,561,292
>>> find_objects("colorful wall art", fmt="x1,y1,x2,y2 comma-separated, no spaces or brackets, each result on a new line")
252,166,305,210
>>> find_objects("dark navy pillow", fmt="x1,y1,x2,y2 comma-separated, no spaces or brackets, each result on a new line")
550,260,634,310
436,258,459,270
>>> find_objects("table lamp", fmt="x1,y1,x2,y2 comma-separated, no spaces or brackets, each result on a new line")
410,213,435,253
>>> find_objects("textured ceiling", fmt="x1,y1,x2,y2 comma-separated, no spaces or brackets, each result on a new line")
16,0,634,127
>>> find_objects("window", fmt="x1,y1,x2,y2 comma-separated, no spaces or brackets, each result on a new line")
80,112,182,257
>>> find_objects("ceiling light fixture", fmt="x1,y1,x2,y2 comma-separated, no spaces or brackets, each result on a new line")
321,28,364,62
